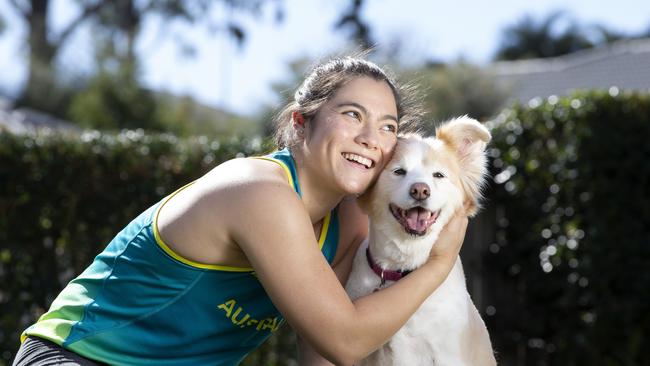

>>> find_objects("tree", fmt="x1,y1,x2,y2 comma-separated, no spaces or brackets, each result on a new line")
494,11,650,62
67,64,161,131
5,0,283,119
6,0,111,114
404,61,510,132
334,0,374,50
494,11,594,60
590,22,650,44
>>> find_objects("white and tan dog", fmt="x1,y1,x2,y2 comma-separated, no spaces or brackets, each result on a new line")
345,117,496,365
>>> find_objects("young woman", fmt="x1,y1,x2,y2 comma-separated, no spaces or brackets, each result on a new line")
14,57,469,366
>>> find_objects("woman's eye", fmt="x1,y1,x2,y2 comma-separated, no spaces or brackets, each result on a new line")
381,124,397,133
344,111,361,120
433,172,445,179
393,168,407,176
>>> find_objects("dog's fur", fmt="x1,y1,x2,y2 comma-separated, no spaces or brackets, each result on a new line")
345,117,496,365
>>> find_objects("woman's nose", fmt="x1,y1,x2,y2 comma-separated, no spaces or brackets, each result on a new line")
355,125,379,149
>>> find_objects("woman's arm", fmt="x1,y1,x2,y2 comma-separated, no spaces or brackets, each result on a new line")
297,335,337,366
222,182,466,365
296,197,367,366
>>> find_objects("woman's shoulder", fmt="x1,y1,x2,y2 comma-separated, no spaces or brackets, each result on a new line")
200,155,293,192
194,156,303,215
157,155,304,268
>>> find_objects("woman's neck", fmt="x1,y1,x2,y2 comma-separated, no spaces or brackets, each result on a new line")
290,148,343,223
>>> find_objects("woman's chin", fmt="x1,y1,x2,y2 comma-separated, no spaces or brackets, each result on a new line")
339,180,372,196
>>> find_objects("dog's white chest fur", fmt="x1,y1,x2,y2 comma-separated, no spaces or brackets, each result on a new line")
346,241,491,366
345,118,496,365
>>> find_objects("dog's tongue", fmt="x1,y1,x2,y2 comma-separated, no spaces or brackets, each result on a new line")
405,207,432,232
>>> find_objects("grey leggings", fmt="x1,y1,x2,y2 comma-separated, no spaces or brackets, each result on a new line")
12,337,107,366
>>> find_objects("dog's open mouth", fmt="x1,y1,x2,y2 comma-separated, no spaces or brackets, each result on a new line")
389,204,439,236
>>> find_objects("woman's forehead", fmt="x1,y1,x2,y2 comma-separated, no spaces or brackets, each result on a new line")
328,77,398,114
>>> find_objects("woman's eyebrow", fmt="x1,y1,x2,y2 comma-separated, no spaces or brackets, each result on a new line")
336,102,398,122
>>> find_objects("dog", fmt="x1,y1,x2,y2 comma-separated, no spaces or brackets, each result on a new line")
345,116,496,365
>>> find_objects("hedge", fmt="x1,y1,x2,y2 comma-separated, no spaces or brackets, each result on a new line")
0,130,295,365
1,90,649,365
483,90,650,365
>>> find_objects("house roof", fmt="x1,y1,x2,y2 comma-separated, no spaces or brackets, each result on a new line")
490,38,650,103
0,97,79,134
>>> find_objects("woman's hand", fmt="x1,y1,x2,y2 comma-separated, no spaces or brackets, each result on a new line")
428,209,468,264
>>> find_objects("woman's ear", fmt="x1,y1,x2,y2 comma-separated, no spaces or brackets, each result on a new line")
292,111,306,140
292,111,305,128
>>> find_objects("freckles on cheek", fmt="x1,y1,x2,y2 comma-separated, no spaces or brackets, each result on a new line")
382,139,398,165
389,134,399,151
387,142,397,156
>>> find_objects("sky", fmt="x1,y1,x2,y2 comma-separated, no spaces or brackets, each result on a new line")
1,0,650,116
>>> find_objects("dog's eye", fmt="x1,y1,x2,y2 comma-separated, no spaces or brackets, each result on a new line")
433,172,445,178
393,168,407,176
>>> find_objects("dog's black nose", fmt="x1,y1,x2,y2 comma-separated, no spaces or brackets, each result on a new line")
410,182,430,201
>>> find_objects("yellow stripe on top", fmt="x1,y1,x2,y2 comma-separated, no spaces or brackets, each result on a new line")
253,156,296,190
252,156,331,250
153,182,253,272
317,211,331,251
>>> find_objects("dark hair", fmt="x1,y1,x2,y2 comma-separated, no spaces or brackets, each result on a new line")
273,55,422,149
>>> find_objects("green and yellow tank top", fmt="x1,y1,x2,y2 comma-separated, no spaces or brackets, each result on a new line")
21,149,340,366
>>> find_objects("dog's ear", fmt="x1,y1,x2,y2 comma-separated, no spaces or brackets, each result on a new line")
436,116,491,216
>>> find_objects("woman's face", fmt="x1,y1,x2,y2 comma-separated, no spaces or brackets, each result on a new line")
299,76,399,196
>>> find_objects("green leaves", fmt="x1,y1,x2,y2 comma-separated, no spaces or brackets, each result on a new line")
485,90,650,365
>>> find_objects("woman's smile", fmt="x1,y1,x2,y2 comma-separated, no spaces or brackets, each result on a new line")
341,152,375,169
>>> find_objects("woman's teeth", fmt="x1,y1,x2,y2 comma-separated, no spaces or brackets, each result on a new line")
342,153,373,168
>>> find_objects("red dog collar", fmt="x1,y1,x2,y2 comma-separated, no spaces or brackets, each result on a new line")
366,247,412,286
